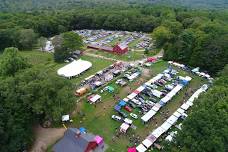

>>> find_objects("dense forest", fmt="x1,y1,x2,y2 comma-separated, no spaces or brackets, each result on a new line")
0,1,228,152
1,6,227,73
163,65,228,152
0,0,228,12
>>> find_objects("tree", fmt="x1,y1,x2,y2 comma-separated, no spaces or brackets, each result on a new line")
53,32,83,62
18,29,38,49
152,26,173,48
0,47,30,76
163,65,228,152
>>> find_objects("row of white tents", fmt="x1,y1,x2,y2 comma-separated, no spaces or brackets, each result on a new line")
168,61,213,80
141,75,192,123
136,84,209,152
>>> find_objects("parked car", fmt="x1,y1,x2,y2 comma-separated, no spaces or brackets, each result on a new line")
130,113,138,119
118,111,128,118
124,105,132,112
111,115,122,121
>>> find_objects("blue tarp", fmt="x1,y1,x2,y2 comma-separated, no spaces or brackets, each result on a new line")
118,100,126,107
114,105,121,111
180,80,188,86
79,127,86,133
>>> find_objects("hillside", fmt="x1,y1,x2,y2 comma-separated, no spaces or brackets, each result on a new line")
0,0,228,12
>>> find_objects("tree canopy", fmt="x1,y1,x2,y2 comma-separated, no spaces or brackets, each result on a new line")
163,65,228,152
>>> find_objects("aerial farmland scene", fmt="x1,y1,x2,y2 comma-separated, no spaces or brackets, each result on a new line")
0,1,227,152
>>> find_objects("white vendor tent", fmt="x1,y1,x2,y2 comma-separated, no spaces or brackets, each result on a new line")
120,123,130,133
173,111,182,118
142,139,153,148
57,59,92,78
89,94,101,104
136,144,147,152
127,92,138,100
62,115,70,122
181,103,190,110
177,108,185,114
152,127,166,138
151,90,163,98
166,115,179,125
152,105,160,112
160,121,172,132
141,109,156,123
136,86,146,92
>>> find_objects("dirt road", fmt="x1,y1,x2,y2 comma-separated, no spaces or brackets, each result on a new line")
30,125,65,152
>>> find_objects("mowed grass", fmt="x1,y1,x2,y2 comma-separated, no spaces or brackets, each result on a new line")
19,50,114,85
69,61,206,152
86,49,146,61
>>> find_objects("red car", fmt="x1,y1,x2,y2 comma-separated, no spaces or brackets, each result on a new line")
124,105,132,112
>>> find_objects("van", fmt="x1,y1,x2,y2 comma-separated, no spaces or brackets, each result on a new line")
75,87,88,96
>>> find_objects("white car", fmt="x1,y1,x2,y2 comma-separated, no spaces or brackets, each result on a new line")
130,113,138,119
111,115,122,121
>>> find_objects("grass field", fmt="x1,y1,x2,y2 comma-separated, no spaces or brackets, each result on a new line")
86,49,146,62
65,61,206,152
19,50,114,85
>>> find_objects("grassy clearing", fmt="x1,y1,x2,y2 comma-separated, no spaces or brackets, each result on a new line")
19,50,114,85
68,61,206,151
86,49,145,61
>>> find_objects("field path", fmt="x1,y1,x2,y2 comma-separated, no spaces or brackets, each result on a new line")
30,125,65,152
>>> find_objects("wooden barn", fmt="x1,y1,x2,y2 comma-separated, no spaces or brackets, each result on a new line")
113,43,128,54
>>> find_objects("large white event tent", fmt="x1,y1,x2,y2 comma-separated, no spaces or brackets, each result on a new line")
57,59,92,78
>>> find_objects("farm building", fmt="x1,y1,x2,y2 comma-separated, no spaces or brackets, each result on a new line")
87,43,128,54
53,128,105,152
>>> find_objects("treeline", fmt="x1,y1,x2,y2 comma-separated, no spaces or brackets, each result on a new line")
163,65,228,152
0,6,228,72
0,48,76,152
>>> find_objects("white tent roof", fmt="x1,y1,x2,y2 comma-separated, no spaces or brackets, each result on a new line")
173,111,182,118
160,121,172,132
141,109,156,122
124,118,133,125
152,90,163,98
136,144,147,152
89,94,101,103
177,108,185,114
186,101,193,107
123,98,129,102
181,103,190,110
62,115,70,122
136,86,145,92
152,127,166,138
127,92,138,100
120,123,130,133
142,139,153,148
145,74,163,85
166,115,179,125
152,105,160,112
57,59,92,78
154,103,162,109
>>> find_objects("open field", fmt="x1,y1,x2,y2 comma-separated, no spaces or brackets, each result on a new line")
17,51,206,151
61,61,206,152
19,50,114,85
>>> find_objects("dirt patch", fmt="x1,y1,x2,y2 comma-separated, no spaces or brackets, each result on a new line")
30,125,65,152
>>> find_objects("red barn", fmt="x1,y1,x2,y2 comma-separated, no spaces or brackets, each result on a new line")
113,43,128,54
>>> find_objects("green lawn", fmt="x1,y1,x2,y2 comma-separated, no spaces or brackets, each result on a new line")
86,49,145,61
68,61,206,152
19,50,114,85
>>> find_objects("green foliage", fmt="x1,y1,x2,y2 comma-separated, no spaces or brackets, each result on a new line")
17,29,38,49
53,32,83,62
163,65,228,152
0,47,30,76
